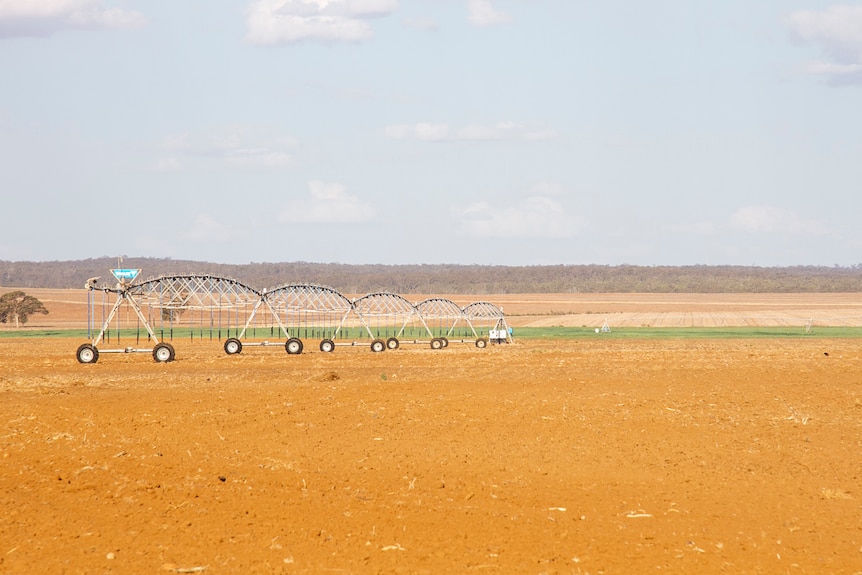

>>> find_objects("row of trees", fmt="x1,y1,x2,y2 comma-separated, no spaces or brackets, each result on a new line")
2,258,862,294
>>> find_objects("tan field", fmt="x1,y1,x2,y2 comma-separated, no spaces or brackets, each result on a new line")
6,288,862,330
1,290,861,573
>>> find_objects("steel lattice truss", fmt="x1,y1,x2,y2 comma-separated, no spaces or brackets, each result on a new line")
79,273,510,363
416,298,469,337
352,292,430,338
464,300,508,327
129,275,261,312
126,275,261,337
463,301,505,321
255,283,355,339
463,301,510,342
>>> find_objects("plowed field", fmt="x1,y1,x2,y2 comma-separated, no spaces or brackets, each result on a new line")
1,291,861,574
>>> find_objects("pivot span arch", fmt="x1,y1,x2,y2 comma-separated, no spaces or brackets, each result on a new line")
415,297,483,348
224,283,355,355
77,274,261,364
351,292,432,351
128,274,261,337
463,301,511,345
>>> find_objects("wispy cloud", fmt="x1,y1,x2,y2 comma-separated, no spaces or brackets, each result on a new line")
454,192,585,239
386,121,557,142
151,157,182,173
181,214,244,243
278,180,377,223
0,0,146,38
467,0,510,27
155,126,297,171
385,122,450,141
246,0,399,46
402,16,438,32
729,205,829,235
788,5,862,85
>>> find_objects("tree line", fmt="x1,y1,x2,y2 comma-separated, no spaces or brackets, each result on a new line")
2,257,862,294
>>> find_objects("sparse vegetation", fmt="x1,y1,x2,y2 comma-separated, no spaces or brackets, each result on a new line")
2,258,862,293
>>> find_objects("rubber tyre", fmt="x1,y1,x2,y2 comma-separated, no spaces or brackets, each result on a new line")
319,339,335,353
441,337,449,348
224,337,242,355
475,337,488,349
386,337,400,350
285,338,304,355
430,337,443,350
153,342,175,363
370,339,386,353
76,343,99,364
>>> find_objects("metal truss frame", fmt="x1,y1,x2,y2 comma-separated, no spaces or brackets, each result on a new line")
246,283,355,340
352,292,432,339
462,301,512,342
77,273,511,362
415,297,467,337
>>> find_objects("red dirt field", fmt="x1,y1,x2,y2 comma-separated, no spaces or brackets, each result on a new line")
1,291,862,573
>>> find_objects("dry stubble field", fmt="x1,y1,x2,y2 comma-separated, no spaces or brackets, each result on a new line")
1,291,862,574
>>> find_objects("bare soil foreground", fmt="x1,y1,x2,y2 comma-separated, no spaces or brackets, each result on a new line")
2,334,862,575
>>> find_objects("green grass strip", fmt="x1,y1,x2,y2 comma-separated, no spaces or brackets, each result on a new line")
4,325,862,341
511,326,862,339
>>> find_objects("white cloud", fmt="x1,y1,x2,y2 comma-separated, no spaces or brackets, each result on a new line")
467,0,510,27
151,157,182,173
455,195,585,238
456,121,557,141
801,60,862,77
278,180,377,223
161,132,191,152
729,205,829,235
385,122,450,141
157,127,296,170
402,16,438,32
246,0,398,45
528,181,565,197
788,5,862,84
386,121,557,142
181,214,243,243
346,0,399,18
0,0,146,38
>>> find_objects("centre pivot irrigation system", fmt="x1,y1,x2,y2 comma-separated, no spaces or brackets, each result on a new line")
76,271,511,363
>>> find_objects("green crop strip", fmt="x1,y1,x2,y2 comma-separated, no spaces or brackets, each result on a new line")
510,326,862,339
4,325,862,340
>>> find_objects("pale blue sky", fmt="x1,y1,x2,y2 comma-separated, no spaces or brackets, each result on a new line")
1,0,860,266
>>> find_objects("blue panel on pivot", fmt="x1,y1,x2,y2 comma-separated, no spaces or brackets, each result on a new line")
111,269,140,282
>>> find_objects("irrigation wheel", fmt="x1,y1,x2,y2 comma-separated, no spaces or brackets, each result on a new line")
153,342,176,363
319,339,335,353
285,338,304,355
224,338,243,355
76,343,99,364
